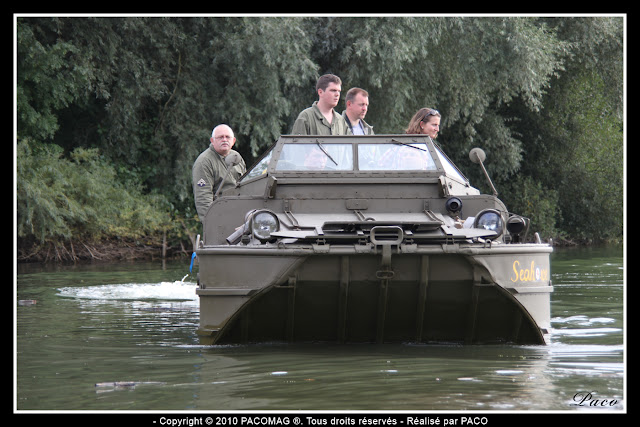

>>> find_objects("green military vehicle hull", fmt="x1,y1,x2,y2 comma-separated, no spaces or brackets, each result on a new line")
195,135,552,345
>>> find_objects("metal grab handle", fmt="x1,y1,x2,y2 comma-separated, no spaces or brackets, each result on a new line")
376,270,395,279
370,226,403,246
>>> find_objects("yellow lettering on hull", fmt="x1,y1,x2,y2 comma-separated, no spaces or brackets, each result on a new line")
511,260,549,283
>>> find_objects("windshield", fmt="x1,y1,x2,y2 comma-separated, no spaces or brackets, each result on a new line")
358,143,436,171
432,143,467,182
240,150,273,182
275,143,353,171
240,138,468,182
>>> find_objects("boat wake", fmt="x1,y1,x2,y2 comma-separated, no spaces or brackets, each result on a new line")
57,279,198,306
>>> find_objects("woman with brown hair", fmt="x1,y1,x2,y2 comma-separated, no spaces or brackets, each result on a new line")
405,108,441,139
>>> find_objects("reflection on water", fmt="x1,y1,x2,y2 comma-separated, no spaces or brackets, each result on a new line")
15,246,624,411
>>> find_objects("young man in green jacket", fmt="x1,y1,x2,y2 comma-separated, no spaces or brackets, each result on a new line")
291,74,351,135
192,124,246,223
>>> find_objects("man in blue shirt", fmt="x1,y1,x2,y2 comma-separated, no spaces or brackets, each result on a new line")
342,88,374,135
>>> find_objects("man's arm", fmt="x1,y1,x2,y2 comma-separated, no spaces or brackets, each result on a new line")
192,157,214,221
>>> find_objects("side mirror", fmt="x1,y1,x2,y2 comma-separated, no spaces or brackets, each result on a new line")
469,147,498,197
469,147,486,164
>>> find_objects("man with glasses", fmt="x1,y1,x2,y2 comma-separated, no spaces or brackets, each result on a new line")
192,124,246,223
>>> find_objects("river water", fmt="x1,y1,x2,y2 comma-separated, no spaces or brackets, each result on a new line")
15,245,624,413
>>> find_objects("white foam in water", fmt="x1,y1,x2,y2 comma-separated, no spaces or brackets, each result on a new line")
495,370,524,376
551,327,621,337
551,315,616,326
57,280,198,303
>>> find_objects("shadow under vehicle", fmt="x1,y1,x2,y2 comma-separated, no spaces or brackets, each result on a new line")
195,135,553,345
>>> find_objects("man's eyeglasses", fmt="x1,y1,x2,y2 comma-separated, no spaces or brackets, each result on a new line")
421,109,440,122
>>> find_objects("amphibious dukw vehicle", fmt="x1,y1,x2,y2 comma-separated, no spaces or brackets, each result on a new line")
195,135,553,345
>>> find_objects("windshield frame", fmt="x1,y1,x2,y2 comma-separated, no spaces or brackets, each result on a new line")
238,143,275,184
238,135,470,185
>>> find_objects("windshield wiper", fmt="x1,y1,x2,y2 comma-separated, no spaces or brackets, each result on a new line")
316,140,338,165
390,139,428,152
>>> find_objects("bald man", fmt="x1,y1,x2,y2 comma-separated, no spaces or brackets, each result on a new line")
192,124,246,222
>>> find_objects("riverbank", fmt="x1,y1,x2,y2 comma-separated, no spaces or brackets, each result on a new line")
17,236,194,264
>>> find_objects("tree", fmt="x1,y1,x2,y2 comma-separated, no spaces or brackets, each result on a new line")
17,138,169,261
16,16,624,255
16,19,90,141
504,17,624,242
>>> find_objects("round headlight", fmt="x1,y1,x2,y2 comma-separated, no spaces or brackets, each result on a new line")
474,209,503,237
251,210,280,241
506,215,527,235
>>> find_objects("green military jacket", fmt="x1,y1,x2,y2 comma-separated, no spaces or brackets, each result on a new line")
291,101,351,135
341,111,375,135
192,145,246,222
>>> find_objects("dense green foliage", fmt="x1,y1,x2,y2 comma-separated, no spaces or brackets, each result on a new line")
16,16,624,260
17,139,168,242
